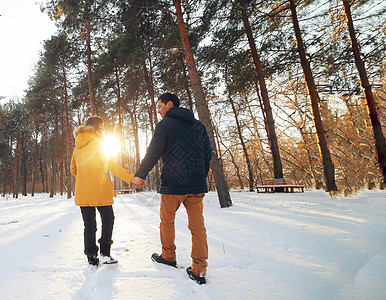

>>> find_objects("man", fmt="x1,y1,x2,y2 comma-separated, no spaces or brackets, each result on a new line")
134,92,211,285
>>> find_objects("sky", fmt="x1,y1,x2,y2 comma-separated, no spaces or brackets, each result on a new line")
0,0,57,103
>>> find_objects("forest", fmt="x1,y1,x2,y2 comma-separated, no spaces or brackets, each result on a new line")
0,0,385,205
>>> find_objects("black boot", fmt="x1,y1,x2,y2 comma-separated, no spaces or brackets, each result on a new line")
186,267,206,285
98,238,117,264
87,254,99,266
151,253,177,268
85,246,99,266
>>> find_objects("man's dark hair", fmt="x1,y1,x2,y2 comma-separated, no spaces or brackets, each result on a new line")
85,116,104,132
158,92,180,107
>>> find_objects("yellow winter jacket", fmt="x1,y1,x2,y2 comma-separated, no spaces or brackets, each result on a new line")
70,125,133,207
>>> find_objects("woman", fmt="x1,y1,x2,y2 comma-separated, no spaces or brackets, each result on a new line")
71,116,137,266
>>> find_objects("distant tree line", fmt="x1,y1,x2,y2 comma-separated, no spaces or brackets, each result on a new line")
0,0,384,203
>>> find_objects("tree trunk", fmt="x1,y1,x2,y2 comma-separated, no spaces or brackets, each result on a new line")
226,69,254,191
39,155,45,193
115,68,125,172
145,95,161,191
50,106,59,197
21,132,27,196
14,134,21,198
86,21,96,116
174,0,232,208
229,151,245,190
220,139,244,189
142,52,156,108
50,166,55,198
240,0,284,182
60,114,64,196
131,113,141,170
141,52,161,190
289,0,337,192
245,92,273,176
32,130,38,196
3,137,10,197
179,52,194,111
342,0,386,184
62,63,72,198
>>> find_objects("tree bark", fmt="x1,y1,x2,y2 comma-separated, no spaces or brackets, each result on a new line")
86,21,96,116
131,113,141,170
142,52,156,109
289,0,337,191
13,133,21,198
239,0,284,181
223,141,244,189
39,155,45,193
61,63,72,198
2,137,10,197
342,0,386,184
245,92,272,176
142,51,161,190
226,69,254,191
179,52,194,111
32,129,38,196
60,114,64,196
114,68,126,172
174,0,232,207
21,131,27,196
50,106,59,197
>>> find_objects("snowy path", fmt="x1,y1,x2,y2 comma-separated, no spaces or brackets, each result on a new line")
0,190,385,299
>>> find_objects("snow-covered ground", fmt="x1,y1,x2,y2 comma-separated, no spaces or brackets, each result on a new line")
0,189,385,299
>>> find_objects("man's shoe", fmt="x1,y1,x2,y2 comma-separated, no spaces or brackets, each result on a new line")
100,255,118,264
151,253,177,268
87,254,99,266
186,267,206,285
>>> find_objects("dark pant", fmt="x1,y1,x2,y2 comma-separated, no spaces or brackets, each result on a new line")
80,205,115,256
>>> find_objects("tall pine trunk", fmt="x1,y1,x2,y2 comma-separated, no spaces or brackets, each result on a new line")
179,52,194,111
174,0,232,208
142,55,161,190
21,132,27,196
342,0,386,184
225,67,254,191
32,129,38,196
2,137,10,196
50,106,59,197
86,21,96,116
289,0,337,192
115,68,126,174
62,63,72,198
240,0,283,181
13,134,21,198
60,114,64,196
129,112,141,170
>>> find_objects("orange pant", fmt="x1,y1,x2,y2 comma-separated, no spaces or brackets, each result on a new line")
160,193,208,277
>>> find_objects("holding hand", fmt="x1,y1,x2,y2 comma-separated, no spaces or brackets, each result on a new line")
132,176,145,189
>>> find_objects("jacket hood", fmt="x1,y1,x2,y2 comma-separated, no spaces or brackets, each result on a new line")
165,107,195,122
73,125,99,149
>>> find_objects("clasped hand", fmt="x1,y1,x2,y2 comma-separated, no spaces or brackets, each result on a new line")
132,176,145,189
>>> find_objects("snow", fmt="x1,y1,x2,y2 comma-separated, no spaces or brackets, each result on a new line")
0,190,385,299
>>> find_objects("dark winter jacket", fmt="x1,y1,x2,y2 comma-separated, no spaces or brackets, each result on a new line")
135,107,212,195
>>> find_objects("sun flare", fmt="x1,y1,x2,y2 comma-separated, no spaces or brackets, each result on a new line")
102,134,121,157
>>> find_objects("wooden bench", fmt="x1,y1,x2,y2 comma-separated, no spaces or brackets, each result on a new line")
256,178,304,193
116,187,136,194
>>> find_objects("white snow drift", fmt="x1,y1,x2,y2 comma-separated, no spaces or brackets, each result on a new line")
0,189,385,299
